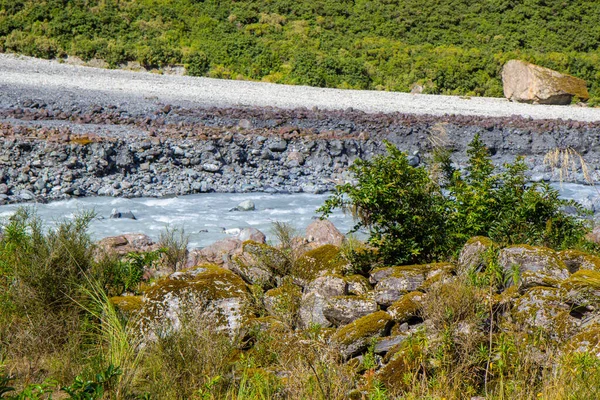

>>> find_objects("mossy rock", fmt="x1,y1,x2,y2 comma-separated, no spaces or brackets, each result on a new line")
387,292,425,324
370,263,454,284
110,295,143,314
518,270,562,291
457,236,495,275
498,245,569,286
233,241,287,281
322,295,378,326
293,244,346,283
559,249,600,273
560,269,600,307
263,281,302,324
511,286,577,341
371,264,452,306
344,274,372,295
564,323,600,356
140,264,252,337
298,274,347,329
377,338,424,392
332,310,392,358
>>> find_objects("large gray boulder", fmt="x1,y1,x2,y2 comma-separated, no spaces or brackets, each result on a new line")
298,275,346,329
498,245,570,287
502,60,589,105
322,296,378,326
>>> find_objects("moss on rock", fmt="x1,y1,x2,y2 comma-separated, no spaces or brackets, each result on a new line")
264,281,302,324
387,292,425,323
559,250,600,273
110,295,143,313
293,244,346,282
140,264,252,337
332,310,392,358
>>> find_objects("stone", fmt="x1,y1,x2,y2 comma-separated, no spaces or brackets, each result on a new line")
109,209,137,220
560,269,600,308
498,245,570,286
387,291,425,323
511,286,578,340
457,236,494,275
322,296,379,326
186,238,243,267
96,233,158,256
140,265,252,337
230,200,255,212
332,311,392,358
559,249,600,272
298,275,346,329
19,189,35,201
305,219,345,247
294,245,346,283
236,227,266,243
263,282,302,323
502,60,589,105
373,334,409,354
267,138,288,152
202,162,221,172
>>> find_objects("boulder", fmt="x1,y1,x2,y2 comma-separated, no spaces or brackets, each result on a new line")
263,282,303,324
139,265,252,337
387,291,425,324
344,275,372,296
586,226,600,244
498,245,570,286
109,208,136,220
332,310,392,358
237,227,266,243
230,200,255,212
511,286,578,340
560,269,600,308
457,236,494,275
97,233,158,256
559,249,600,273
186,238,242,267
305,219,345,247
294,244,346,283
298,275,346,329
371,263,452,306
322,296,378,326
502,60,589,105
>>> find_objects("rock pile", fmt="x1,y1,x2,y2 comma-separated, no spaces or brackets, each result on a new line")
104,220,600,392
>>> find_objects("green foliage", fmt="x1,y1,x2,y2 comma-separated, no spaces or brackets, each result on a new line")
319,141,451,265
321,136,592,265
2,0,600,99
61,365,122,400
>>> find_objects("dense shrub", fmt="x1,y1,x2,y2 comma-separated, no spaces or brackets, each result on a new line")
320,136,592,265
1,0,600,99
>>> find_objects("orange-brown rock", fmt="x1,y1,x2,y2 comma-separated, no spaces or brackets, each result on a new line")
502,60,589,105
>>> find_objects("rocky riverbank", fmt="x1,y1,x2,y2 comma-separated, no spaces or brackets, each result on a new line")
2,98,600,204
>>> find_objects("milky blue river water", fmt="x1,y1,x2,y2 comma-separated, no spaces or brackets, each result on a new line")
0,183,597,248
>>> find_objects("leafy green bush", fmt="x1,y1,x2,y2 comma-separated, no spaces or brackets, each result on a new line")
319,142,451,265
2,0,600,99
320,136,592,265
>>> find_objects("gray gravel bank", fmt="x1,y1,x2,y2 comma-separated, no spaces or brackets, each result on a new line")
1,54,600,204
3,53,600,122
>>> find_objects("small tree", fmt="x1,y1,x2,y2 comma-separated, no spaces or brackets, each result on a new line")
318,141,451,265
320,136,593,266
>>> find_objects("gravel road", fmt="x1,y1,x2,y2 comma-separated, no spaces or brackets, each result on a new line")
2,53,600,122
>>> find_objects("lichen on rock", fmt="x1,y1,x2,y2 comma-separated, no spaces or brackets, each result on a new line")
139,264,252,338
332,310,392,358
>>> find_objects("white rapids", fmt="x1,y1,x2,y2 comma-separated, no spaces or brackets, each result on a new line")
0,183,597,249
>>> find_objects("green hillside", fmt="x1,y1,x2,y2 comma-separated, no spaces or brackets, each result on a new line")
1,0,600,100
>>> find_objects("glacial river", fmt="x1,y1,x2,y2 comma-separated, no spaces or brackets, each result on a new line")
0,183,597,248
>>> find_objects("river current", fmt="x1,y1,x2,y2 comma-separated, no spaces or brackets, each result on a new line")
0,183,597,249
